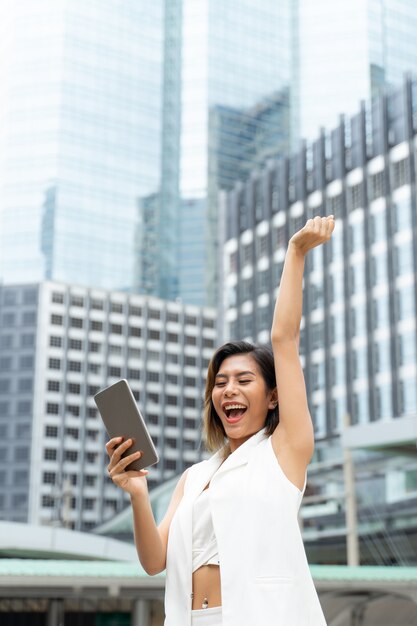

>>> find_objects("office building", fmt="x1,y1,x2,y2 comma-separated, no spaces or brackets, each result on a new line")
0,282,216,530
0,1,293,307
296,0,417,143
0,1,164,290
221,75,417,564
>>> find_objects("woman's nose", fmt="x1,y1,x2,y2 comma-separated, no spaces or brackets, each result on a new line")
224,381,237,396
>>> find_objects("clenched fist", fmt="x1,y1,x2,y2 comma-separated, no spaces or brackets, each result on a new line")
289,215,335,255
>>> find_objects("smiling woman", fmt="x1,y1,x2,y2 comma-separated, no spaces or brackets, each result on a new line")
105,216,335,626
205,343,279,455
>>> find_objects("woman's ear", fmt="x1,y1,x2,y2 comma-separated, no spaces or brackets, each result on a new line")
268,388,278,410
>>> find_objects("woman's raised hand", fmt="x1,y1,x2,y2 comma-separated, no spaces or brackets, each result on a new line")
289,215,335,255
106,436,150,498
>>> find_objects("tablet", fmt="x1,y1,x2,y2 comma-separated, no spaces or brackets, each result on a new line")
94,379,159,471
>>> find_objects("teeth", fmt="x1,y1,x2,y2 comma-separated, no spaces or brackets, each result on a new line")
224,404,246,410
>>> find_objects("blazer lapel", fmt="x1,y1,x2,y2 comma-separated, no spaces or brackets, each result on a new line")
214,428,267,477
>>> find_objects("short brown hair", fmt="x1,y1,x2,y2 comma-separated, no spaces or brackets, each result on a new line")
203,341,279,454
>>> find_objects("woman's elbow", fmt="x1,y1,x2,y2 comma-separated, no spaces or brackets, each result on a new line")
143,567,165,576
143,561,166,576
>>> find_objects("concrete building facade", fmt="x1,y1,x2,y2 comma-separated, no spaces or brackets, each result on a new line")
0,282,216,531
221,75,417,564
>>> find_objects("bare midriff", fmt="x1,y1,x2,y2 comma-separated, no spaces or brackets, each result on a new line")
192,564,222,610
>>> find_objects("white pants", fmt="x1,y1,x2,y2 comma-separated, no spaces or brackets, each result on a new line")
191,606,222,626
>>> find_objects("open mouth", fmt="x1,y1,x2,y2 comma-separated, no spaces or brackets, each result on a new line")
222,403,247,422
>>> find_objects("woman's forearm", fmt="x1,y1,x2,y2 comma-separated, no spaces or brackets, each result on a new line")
130,493,166,575
271,242,305,342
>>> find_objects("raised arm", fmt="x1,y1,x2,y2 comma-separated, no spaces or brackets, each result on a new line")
271,216,335,489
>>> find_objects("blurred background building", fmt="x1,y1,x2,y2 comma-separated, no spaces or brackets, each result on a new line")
0,282,216,530
1,0,417,571
220,75,417,564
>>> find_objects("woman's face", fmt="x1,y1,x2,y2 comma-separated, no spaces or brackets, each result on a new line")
211,353,276,452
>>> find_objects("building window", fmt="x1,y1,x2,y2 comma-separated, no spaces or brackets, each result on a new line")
83,498,96,510
90,320,103,332
91,299,104,310
128,347,141,359
108,366,121,378
42,495,55,508
148,309,161,320
347,184,363,211
149,329,160,341
369,171,384,201
52,292,64,304
257,234,268,258
70,295,84,308
68,383,81,395
14,377,30,393
167,311,179,323
48,380,60,392
242,243,252,266
68,361,82,373
229,251,238,273
50,336,63,348
22,311,36,325
128,368,140,380
110,323,123,335
49,358,61,370
51,314,63,326
44,448,57,461
17,400,31,415
0,335,13,349
65,450,78,462
47,403,60,415
45,425,59,438
69,339,83,351
129,305,142,316
43,472,56,485
21,333,34,348
147,371,159,383
19,355,34,370
65,427,79,439
392,158,410,189
66,405,80,417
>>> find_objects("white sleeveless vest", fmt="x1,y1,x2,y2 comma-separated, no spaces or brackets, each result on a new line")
165,429,327,626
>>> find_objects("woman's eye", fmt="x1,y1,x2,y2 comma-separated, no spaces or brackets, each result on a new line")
214,382,226,387
239,380,251,384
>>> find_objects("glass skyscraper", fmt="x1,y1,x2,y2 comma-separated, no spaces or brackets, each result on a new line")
296,0,417,143
0,1,164,289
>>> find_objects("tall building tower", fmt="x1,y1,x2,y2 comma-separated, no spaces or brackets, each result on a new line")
0,1,164,290
295,0,417,144
136,0,294,306
221,76,417,563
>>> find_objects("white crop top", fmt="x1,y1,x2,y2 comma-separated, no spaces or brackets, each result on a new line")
192,488,220,572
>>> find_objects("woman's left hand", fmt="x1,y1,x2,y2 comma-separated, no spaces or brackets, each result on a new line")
289,215,335,255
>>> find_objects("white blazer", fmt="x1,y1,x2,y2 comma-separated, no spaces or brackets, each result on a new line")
164,429,327,626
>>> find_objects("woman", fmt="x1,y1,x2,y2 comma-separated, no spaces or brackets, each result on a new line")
106,215,335,626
